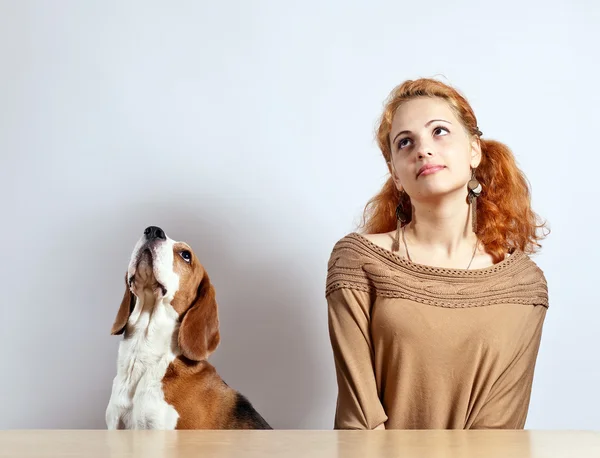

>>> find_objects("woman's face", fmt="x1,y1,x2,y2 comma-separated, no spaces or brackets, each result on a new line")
388,97,481,202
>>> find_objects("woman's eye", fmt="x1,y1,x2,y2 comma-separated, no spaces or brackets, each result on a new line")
398,138,411,149
180,250,192,263
433,126,449,136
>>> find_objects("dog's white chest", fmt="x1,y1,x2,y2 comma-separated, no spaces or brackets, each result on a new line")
106,303,180,430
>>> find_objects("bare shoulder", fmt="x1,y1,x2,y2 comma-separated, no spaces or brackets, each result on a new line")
331,231,408,260
361,232,394,250
360,231,407,257
468,249,498,269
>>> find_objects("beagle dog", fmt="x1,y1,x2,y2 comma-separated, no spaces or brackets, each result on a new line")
105,226,271,430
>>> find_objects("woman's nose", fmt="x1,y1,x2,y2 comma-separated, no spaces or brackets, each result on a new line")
416,140,434,159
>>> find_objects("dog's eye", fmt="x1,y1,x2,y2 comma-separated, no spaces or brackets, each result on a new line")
180,250,192,263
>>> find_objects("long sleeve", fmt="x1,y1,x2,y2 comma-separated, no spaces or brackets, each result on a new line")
327,287,388,430
469,305,547,429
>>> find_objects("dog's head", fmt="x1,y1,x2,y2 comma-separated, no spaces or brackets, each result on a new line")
110,226,220,361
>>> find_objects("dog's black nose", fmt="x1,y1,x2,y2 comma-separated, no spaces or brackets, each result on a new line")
144,226,166,240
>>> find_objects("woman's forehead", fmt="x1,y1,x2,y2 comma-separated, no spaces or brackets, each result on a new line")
391,98,456,131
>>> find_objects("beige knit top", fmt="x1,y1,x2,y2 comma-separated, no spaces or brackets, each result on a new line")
326,233,549,430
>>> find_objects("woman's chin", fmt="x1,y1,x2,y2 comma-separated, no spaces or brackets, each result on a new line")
410,183,465,201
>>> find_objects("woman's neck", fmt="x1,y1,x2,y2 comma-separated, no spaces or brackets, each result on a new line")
405,194,478,259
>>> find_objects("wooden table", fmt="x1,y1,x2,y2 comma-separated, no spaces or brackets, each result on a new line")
1,430,599,457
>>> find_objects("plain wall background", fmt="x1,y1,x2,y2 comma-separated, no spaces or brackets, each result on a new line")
1,0,598,430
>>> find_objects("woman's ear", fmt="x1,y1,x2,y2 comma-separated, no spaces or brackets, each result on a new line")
388,160,402,191
111,273,136,335
470,138,482,168
178,273,220,361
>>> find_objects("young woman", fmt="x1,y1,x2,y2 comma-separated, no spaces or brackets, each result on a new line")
326,78,549,429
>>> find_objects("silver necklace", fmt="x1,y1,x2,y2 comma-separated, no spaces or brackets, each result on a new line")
401,225,479,270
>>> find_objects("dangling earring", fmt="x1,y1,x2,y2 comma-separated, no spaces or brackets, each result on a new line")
392,190,409,252
467,168,482,233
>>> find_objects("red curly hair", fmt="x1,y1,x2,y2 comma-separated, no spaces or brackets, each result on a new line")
360,78,548,263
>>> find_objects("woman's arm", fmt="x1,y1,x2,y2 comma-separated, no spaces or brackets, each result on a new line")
470,305,547,429
327,287,388,430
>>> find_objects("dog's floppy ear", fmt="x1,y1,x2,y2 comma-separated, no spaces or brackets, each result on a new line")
111,272,136,335
179,273,220,361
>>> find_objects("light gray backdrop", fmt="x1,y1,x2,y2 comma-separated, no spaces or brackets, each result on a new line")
1,0,598,430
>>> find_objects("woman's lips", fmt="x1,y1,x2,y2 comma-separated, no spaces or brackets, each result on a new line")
417,165,446,177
